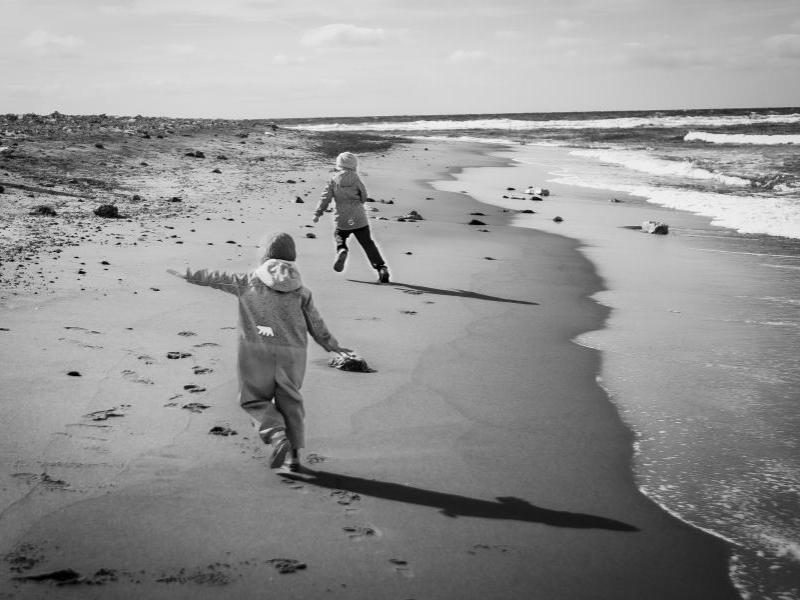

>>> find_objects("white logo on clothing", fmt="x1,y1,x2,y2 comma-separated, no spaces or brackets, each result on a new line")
257,326,275,337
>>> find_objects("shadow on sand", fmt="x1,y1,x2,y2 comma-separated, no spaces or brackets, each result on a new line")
280,468,637,531
349,280,539,306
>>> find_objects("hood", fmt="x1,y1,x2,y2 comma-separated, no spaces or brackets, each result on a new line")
254,259,302,292
334,169,360,187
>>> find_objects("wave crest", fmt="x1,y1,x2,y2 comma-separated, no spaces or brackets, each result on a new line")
685,131,800,145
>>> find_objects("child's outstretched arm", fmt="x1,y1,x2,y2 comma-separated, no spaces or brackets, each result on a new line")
166,268,247,296
302,292,351,354
312,178,335,223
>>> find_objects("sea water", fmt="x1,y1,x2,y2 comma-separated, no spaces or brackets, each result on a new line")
285,109,800,599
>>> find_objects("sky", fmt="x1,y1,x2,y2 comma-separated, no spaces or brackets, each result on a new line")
1,0,799,119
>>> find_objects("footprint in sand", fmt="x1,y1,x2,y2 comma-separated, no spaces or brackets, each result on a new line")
137,354,155,365
388,558,413,578
183,383,207,393
400,310,417,315
306,453,327,464
192,366,213,375
193,342,220,348
279,478,307,491
342,524,379,541
266,558,307,574
85,405,130,421
330,490,361,506
59,337,104,350
177,331,197,337
64,326,103,334
5,543,45,574
467,543,511,555
11,472,70,490
122,369,154,385
164,394,182,407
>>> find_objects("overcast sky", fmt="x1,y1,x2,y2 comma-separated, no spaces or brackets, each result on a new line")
2,0,799,119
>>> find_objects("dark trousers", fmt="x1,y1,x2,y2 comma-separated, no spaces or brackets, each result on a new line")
335,226,385,270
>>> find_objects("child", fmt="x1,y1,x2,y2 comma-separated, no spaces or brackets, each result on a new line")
168,232,350,472
313,151,391,283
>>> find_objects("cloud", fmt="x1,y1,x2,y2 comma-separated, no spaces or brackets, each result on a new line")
448,49,487,63
272,54,307,65
765,33,800,58
556,18,583,31
301,24,386,47
622,39,720,69
7,82,63,96
99,0,277,19
22,30,86,56
165,43,197,55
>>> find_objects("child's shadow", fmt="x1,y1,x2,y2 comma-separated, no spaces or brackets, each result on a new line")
280,468,637,531
349,280,539,306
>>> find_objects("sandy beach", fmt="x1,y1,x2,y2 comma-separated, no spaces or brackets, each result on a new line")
0,118,740,599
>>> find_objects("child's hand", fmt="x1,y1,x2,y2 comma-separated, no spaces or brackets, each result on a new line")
166,268,186,279
312,215,320,224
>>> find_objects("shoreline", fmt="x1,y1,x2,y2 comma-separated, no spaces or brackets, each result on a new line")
438,141,800,599
1,129,740,598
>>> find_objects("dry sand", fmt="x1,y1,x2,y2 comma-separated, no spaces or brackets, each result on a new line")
0,119,739,599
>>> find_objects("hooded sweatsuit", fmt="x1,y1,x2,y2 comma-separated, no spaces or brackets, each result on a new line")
183,258,338,449
314,160,386,270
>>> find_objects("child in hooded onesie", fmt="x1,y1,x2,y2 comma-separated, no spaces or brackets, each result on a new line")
168,232,350,472
313,151,391,283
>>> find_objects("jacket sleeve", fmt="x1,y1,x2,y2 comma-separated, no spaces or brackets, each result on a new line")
302,290,339,351
314,177,334,218
184,268,248,296
356,177,368,203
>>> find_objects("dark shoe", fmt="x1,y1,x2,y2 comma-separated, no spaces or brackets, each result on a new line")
377,266,390,283
333,249,348,272
269,435,291,469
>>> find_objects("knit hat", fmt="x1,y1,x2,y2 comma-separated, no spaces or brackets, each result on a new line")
336,151,358,171
264,232,296,262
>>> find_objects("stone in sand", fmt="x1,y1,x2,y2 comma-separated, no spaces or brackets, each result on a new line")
329,354,374,373
94,204,120,218
553,216,564,223
209,426,237,436
30,205,57,216
642,220,669,234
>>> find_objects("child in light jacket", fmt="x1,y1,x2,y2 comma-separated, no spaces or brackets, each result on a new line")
313,151,391,283
168,232,350,471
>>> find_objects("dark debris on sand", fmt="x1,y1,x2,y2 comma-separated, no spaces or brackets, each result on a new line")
328,354,375,373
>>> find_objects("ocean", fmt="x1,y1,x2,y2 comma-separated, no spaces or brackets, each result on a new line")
283,108,800,600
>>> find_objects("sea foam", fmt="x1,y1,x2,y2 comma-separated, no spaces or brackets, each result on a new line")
551,172,800,239
570,148,752,187
686,131,800,145
287,112,800,133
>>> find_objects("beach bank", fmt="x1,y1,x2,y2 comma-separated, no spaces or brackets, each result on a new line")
438,142,800,599
0,126,738,599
